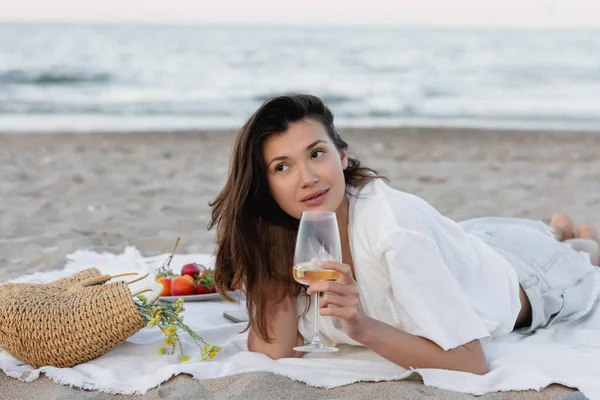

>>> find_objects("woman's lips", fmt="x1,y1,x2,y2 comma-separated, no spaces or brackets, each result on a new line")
302,189,329,207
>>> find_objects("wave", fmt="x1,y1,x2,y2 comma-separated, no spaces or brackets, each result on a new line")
0,69,112,86
0,102,233,116
340,112,600,124
3,101,600,126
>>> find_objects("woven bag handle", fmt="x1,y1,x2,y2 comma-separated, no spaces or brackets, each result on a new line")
67,272,157,300
108,272,150,285
68,275,113,293
130,288,154,297
108,272,154,298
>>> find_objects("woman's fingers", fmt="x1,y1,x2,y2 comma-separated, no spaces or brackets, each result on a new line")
320,292,361,322
320,292,359,308
320,306,360,321
305,261,361,322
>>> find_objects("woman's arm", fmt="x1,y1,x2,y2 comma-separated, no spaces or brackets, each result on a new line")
356,318,488,374
247,294,304,359
311,261,489,375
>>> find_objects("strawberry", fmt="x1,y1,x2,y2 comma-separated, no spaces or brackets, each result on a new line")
196,286,211,295
195,269,216,295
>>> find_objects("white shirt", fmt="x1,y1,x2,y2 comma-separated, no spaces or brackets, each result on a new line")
297,178,522,351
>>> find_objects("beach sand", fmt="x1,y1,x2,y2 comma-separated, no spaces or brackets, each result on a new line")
2,127,599,399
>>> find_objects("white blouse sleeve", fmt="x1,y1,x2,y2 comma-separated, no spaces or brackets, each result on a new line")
380,231,491,351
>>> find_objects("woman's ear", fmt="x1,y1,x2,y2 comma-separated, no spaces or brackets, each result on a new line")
340,150,348,169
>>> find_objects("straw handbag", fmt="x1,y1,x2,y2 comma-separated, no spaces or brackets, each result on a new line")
0,268,151,368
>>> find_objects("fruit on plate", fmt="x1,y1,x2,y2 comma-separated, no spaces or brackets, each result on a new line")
170,276,196,296
196,270,216,294
181,274,195,285
154,238,220,297
196,286,211,295
181,263,206,278
157,277,172,296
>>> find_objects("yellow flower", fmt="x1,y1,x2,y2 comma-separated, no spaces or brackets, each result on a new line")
151,308,163,321
148,314,161,327
164,326,178,336
158,347,166,355
200,344,221,360
164,337,177,345
180,355,191,363
175,298,184,314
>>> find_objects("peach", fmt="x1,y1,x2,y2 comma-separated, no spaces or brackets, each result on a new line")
182,275,196,285
170,276,196,296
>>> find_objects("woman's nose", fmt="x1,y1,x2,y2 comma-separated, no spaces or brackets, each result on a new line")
299,163,318,187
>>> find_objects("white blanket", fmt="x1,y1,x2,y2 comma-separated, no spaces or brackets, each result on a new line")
1,247,599,398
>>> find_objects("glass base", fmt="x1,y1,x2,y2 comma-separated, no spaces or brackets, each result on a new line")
293,344,339,353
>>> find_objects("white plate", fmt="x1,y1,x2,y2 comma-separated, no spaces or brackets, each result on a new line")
159,293,222,302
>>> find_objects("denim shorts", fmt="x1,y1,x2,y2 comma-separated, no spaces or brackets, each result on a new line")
460,217,600,332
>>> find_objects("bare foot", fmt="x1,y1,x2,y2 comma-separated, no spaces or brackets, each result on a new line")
576,222,600,245
550,212,575,241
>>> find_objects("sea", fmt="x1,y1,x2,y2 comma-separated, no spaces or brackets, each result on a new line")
1,21,600,133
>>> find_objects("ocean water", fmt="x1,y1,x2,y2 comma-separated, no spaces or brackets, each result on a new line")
1,22,600,133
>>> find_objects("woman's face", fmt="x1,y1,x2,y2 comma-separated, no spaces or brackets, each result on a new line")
262,119,348,220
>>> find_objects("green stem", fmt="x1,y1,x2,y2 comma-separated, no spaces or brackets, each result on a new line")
176,333,185,356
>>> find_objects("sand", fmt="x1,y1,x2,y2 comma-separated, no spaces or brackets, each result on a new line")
2,127,599,399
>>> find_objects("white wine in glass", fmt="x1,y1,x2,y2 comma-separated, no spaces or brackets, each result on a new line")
293,210,341,353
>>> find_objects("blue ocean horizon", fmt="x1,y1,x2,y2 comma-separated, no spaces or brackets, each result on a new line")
1,21,600,133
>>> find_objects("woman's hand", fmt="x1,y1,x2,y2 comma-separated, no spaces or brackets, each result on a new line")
306,261,372,342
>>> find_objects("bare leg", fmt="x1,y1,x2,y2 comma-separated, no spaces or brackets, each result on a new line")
569,222,600,267
563,239,599,267
576,222,600,243
550,212,576,241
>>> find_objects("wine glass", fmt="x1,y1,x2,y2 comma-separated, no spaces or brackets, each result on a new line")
292,210,341,353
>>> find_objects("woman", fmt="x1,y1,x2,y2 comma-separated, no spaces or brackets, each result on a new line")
209,94,600,375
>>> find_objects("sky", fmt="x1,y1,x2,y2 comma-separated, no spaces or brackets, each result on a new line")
1,0,600,29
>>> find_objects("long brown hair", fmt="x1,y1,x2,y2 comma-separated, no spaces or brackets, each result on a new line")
208,94,384,342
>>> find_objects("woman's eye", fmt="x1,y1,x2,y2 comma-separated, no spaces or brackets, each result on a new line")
275,164,289,172
311,150,324,159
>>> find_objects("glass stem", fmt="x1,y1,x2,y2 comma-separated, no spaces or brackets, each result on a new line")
311,292,322,347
